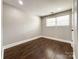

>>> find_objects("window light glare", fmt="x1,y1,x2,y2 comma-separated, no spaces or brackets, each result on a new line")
57,8,62,11
19,0,23,5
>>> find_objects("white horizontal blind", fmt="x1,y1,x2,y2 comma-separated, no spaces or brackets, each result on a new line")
57,15,69,26
46,18,56,26
46,15,69,27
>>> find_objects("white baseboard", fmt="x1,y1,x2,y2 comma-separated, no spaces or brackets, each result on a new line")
42,36,73,47
3,36,41,49
3,35,73,49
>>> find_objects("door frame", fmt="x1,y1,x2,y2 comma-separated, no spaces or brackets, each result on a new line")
72,0,78,59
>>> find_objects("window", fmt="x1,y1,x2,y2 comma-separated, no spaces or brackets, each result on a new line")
46,15,69,26
57,15,69,26
46,18,56,26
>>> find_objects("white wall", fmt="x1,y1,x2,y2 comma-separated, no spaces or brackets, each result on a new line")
41,10,72,42
3,2,72,46
3,3,41,46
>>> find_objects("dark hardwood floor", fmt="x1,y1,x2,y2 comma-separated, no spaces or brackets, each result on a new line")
4,37,73,59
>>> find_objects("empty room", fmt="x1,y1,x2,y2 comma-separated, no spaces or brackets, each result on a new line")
2,0,77,59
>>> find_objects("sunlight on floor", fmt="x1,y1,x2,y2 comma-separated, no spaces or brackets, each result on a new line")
45,48,56,59
45,48,66,59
